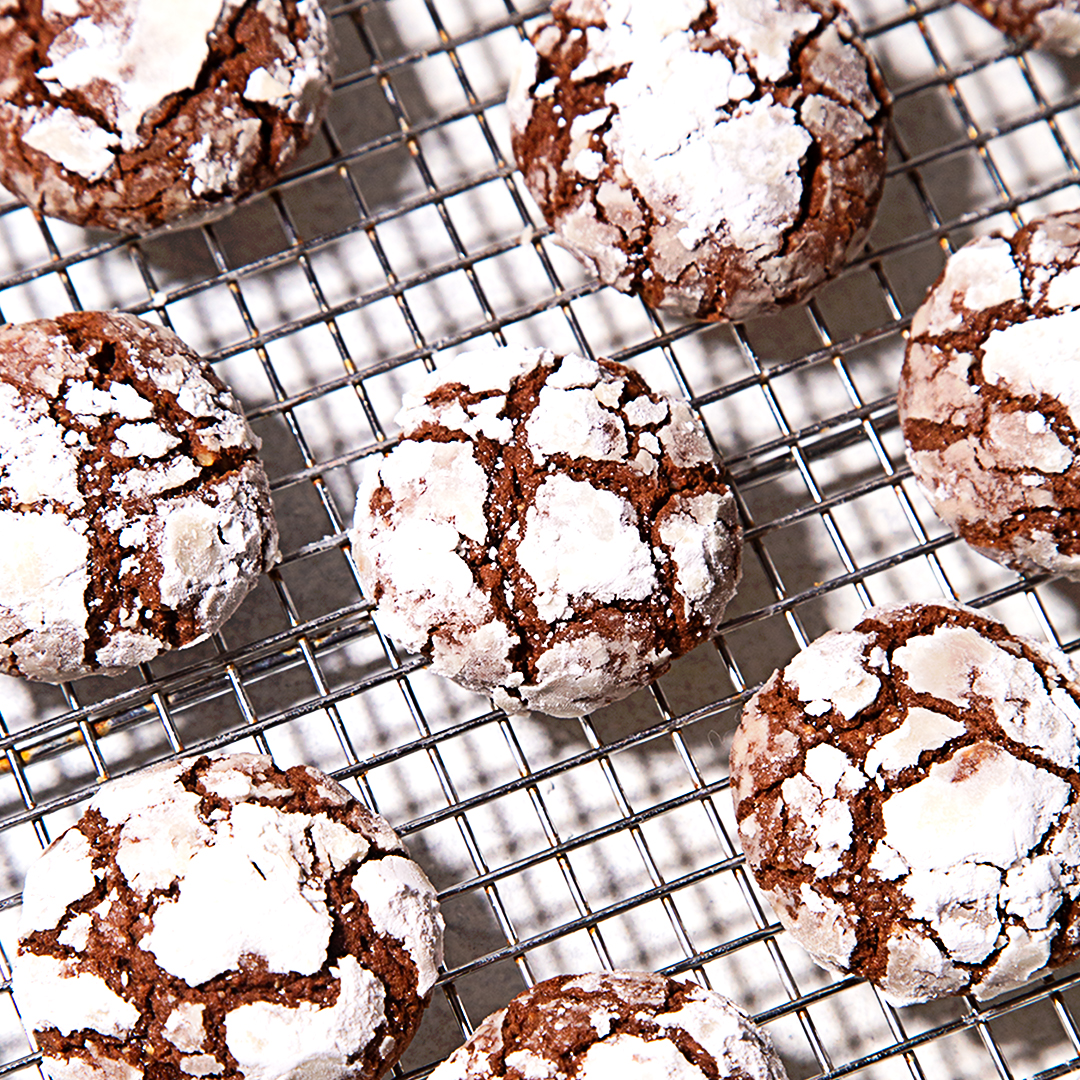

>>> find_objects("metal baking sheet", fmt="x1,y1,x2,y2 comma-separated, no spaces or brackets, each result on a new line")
3,1,1080,1077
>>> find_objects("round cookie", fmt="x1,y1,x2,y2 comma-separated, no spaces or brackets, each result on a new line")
12,753,445,1080
428,971,788,1080
508,0,891,322
0,311,278,682
957,0,1080,53
350,346,742,718
730,600,1080,1005
899,211,1080,580
0,0,333,233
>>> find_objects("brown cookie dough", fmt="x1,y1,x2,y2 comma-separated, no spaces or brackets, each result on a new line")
508,0,890,322
900,211,1080,580
0,0,333,233
957,0,1080,53
0,311,278,682
12,753,445,1080
351,347,742,718
730,600,1080,1005
428,971,788,1080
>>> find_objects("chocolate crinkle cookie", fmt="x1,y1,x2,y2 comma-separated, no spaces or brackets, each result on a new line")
730,600,1080,1005
12,753,445,1080
957,0,1080,53
351,347,742,718
429,971,789,1080
0,311,278,682
900,210,1080,580
508,0,890,322
0,0,333,233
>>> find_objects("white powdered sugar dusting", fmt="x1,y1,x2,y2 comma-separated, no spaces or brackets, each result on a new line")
864,708,965,775
526,384,629,461
22,107,118,181
0,384,84,507
1047,265,1080,310
225,956,387,1080
351,856,444,996
901,211,1080,580
0,510,89,678
141,802,338,983
38,1,232,152
981,311,1080,427
13,754,445,1080
910,236,1022,337
516,475,658,622
578,1034,703,1078
580,0,815,256
657,493,735,602
13,954,141,1039
3,0,332,233
893,624,1004,706
427,973,786,1080
785,629,882,718
511,0,888,320
374,440,489,545
19,829,96,934
352,347,741,717
400,347,550,422
163,1003,207,1053
882,744,1071,872
0,313,277,682
780,745,865,877
733,601,1080,1005
712,0,822,81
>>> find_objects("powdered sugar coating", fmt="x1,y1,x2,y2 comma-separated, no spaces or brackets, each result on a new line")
13,753,445,1080
509,0,889,321
0,312,278,682
351,347,742,717
731,600,1080,1004
900,211,1080,579
428,971,788,1080
0,0,332,233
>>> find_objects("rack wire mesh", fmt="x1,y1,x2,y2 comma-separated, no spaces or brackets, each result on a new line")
3,0,1080,1077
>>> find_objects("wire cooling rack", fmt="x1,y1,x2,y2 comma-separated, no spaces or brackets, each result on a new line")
3,1,1080,1078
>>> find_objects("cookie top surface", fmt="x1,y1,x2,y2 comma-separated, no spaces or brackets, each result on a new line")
429,971,788,1080
0,311,278,682
0,0,333,232
730,600,1080,1004
900,211,1080,579
957,0,1080,52
508,0,890,322
350,346,742,717
13,753,445,1080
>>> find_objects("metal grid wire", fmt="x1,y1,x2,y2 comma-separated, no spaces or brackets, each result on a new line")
3,1,1080,1077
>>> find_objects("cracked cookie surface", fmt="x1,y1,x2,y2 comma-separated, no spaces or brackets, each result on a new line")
0,0,332,233
12,753,445,1080
350,346,742,718
428,971,788,1080
0,311,278,682
508,0,890,322
730,600,1080,1004
900,211,1080,579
